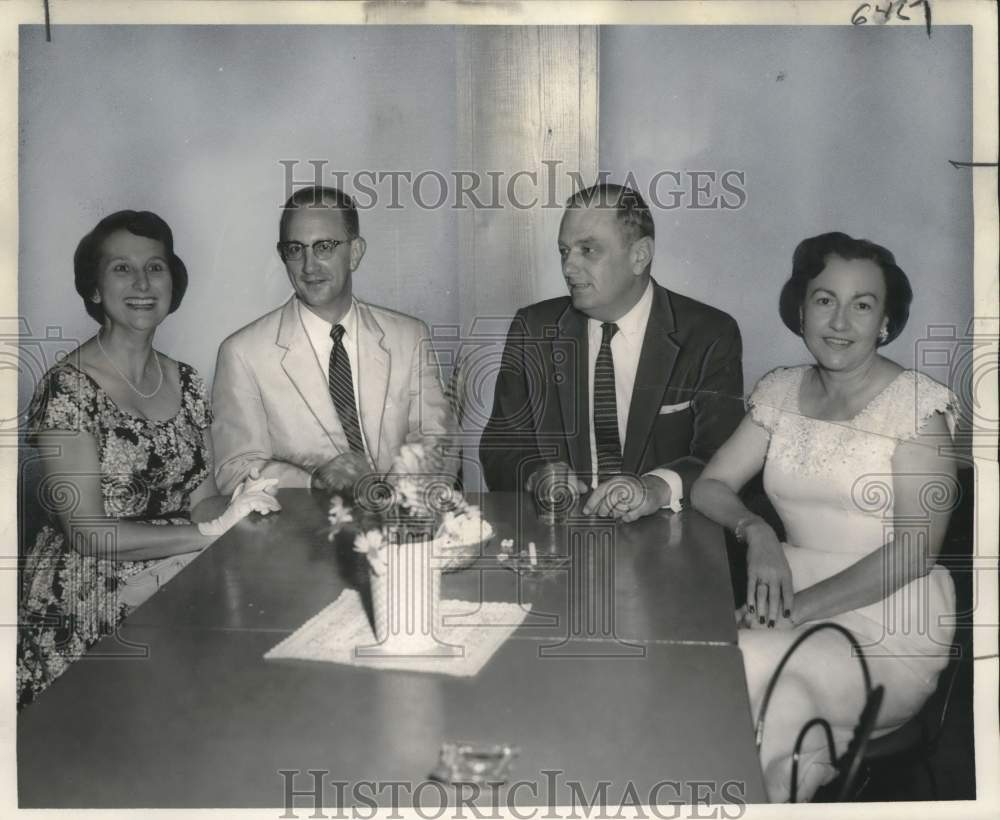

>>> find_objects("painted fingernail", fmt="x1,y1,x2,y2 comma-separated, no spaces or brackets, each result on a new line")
758,616,765,625
768,620,775,628
748,605,755,614
783,609,791,619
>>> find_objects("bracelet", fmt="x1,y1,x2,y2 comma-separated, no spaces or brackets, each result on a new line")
733,515,761,543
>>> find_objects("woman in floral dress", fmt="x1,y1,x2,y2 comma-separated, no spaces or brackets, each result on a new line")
693,233,959,801
18,210,280,708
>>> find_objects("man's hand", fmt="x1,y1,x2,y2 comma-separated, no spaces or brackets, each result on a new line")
582,474,670,522
312,452,373,492
525,461,588,495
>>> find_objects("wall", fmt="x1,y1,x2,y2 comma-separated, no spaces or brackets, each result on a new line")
18,25,461,391
451,27,598,489
17,25,975,487
16,24,598,496
598,26,973,392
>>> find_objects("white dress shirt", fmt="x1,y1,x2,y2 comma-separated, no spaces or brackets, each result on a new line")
297,298,371,458
586,281,683,511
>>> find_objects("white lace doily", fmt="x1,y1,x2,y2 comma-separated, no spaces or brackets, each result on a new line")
264,589,531,677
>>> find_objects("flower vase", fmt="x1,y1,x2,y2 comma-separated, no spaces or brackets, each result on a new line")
356,534,461,658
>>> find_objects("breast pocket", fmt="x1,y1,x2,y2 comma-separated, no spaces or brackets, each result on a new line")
652,402,694,461
659,401,692,415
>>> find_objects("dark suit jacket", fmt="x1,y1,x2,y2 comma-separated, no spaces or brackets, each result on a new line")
479,281,744,498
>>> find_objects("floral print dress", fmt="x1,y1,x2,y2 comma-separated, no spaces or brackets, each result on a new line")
18,360,212,708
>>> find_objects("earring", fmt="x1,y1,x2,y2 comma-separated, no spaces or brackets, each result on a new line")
878,327,889,343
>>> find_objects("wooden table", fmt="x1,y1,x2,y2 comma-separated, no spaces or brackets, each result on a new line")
18,490,766,808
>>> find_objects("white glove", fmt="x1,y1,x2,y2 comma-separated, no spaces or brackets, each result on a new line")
230,468,280,501
197,490,281,537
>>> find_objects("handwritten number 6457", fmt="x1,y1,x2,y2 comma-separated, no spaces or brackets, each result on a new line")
852,0,932,34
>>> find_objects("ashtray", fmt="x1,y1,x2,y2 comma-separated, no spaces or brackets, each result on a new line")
429,741,520,785
495,541,570,577
501,553,570,578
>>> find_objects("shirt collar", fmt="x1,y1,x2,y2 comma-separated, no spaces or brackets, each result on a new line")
297,297,358,340
588,279,654,340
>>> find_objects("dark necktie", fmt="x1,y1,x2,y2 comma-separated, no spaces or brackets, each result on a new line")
594,322,623,484
329,324,366,454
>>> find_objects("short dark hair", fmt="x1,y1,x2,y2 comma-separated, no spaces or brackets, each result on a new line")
565,182,655,245
279,186,360,240
74,210,188,324
779,232,913,346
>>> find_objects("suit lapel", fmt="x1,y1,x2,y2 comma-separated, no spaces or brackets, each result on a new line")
622,284,680,473
555,304,591,477
355,301,391,463
276,297,348,452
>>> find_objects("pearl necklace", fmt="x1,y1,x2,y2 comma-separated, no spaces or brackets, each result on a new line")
95,330,164,399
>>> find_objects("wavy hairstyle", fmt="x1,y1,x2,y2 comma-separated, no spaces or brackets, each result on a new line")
74,210,188,324
779,232,913,346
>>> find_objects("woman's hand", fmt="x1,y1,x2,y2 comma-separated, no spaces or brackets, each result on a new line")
197,489,281,538
735,602,796,631
735,604,752,628
744,519,795,628
231,467,280,501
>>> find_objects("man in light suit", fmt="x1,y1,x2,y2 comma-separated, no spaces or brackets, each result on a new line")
480,183,744,520
212,186,452,495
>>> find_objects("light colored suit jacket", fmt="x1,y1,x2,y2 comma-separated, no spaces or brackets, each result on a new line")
211,296,453,495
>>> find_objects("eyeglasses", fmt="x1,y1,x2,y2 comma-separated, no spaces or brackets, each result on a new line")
276,239,348,262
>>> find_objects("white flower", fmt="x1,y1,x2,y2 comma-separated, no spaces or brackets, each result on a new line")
328,495,354,527
353,529,388,576
393,474,434,518
436,510,456,536
390,442,426,476
353,528,385,554
435,508,493,550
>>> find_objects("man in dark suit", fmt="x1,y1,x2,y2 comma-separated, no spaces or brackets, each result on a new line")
480,183,744,521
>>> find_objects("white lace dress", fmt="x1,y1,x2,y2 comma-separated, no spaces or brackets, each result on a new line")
741,366,957,801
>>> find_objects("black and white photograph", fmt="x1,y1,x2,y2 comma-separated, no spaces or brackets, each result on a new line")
3,1,997,817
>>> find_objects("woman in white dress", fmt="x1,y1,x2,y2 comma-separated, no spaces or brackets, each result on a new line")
692,232,958,801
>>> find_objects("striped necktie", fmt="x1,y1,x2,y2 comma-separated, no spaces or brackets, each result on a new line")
594,322,622,484
329,324,366,454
